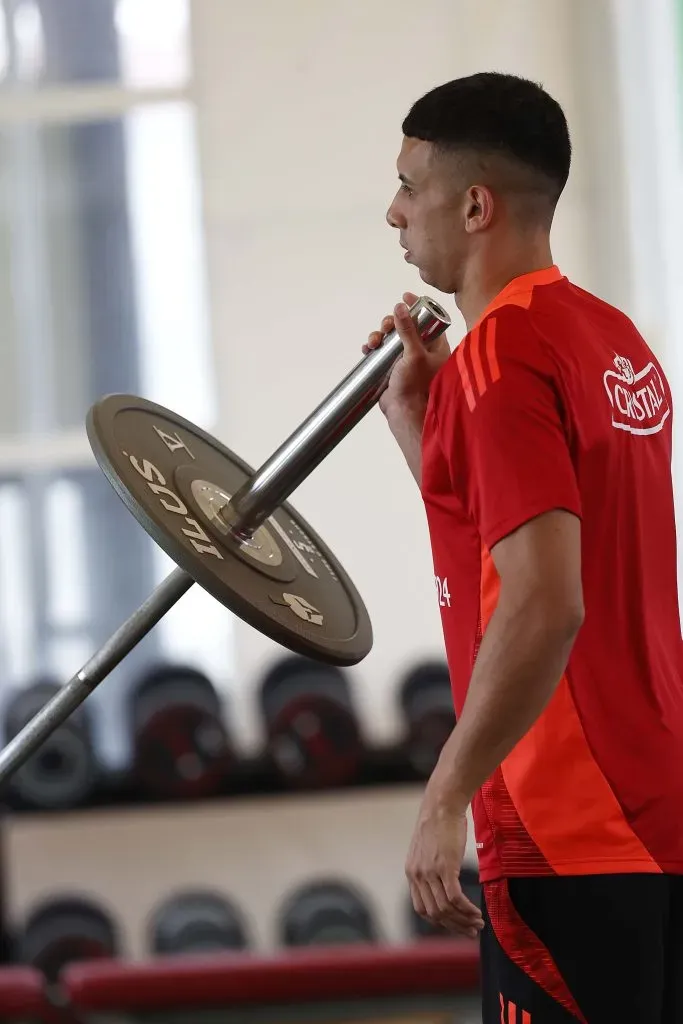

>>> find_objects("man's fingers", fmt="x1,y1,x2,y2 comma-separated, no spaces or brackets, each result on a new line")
426,875,483,936
407,869,484,937
393,302,425,358
442,875,484,927
363,293,440,357
363,328,385,354
426,876,466,931
364,313,400,355
429,875,454,917
409,881,427,918
410,889,480,938
459,894,484,924
410,880,438,922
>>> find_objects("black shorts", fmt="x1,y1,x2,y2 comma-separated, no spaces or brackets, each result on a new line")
480,873,683,1023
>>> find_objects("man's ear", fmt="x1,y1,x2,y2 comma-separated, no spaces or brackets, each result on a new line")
464,184,495,233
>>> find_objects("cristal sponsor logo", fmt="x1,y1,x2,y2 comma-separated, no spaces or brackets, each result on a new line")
603,354,670,435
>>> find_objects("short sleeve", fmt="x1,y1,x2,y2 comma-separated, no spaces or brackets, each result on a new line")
435,308,582,550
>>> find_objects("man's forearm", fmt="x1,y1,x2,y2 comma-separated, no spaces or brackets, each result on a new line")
428,585,583,811
384,399,427,487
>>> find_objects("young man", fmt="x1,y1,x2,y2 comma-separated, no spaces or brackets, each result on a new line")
365,72,683,1022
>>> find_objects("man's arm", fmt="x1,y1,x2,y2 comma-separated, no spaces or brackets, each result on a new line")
405,507,582,934
405,309,584,934
427,507,584,812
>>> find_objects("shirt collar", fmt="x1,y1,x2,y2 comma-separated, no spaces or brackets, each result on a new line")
473,264,564,329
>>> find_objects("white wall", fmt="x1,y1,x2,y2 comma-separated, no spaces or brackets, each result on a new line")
190,0,617,753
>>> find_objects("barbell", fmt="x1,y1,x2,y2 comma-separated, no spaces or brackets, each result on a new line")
0,297,451,786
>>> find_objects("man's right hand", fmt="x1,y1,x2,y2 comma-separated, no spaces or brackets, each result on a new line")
363,291,451,419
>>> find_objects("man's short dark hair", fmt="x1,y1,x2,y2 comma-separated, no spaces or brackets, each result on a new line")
402,72,571,207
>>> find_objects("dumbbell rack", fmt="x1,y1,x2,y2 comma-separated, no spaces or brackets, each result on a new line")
2,784,480,960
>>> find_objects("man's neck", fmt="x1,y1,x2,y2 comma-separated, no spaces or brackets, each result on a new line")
455,238,555,332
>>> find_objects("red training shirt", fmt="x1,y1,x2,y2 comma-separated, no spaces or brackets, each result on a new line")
421,265,683,882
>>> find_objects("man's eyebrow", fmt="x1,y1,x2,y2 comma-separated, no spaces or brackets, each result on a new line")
398,172,415,184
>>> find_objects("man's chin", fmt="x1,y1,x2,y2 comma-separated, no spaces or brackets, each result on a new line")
407,259,447,293
415,265,453,296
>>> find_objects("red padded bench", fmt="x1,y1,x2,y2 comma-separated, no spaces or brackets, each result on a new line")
62,940,481,1020
0,966,69,1023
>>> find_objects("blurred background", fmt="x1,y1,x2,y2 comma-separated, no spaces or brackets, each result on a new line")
0,0,681,1021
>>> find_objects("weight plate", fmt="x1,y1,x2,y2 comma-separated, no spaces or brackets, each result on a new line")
87,396,372,667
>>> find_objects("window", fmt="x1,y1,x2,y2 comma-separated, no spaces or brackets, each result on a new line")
0,103,214,437
610,0,683,616
0,0,190,89
0,0,234,781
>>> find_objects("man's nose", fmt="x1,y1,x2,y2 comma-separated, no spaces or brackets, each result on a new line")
386,200,405,229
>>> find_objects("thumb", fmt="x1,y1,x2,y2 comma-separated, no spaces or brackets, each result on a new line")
394,301,425,359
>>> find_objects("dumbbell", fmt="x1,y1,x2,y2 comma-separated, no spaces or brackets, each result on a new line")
279,879,378,947
259,656,364,789
2,680,99,810
407,865,482,940
399,662,455,778
17,895,119,983
129,663,233,800
149,889,250,956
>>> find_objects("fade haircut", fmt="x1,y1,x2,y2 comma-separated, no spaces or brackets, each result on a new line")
402,72,572,214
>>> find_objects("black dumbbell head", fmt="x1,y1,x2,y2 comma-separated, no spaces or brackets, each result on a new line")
399,662,455,778
260,656,353,719
18,895,119,983
3,681,98,810
260,657,363,789
149,889,249,956
130,663,232,799
279,879,378,947
399,661,452,717
131,665,222,728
